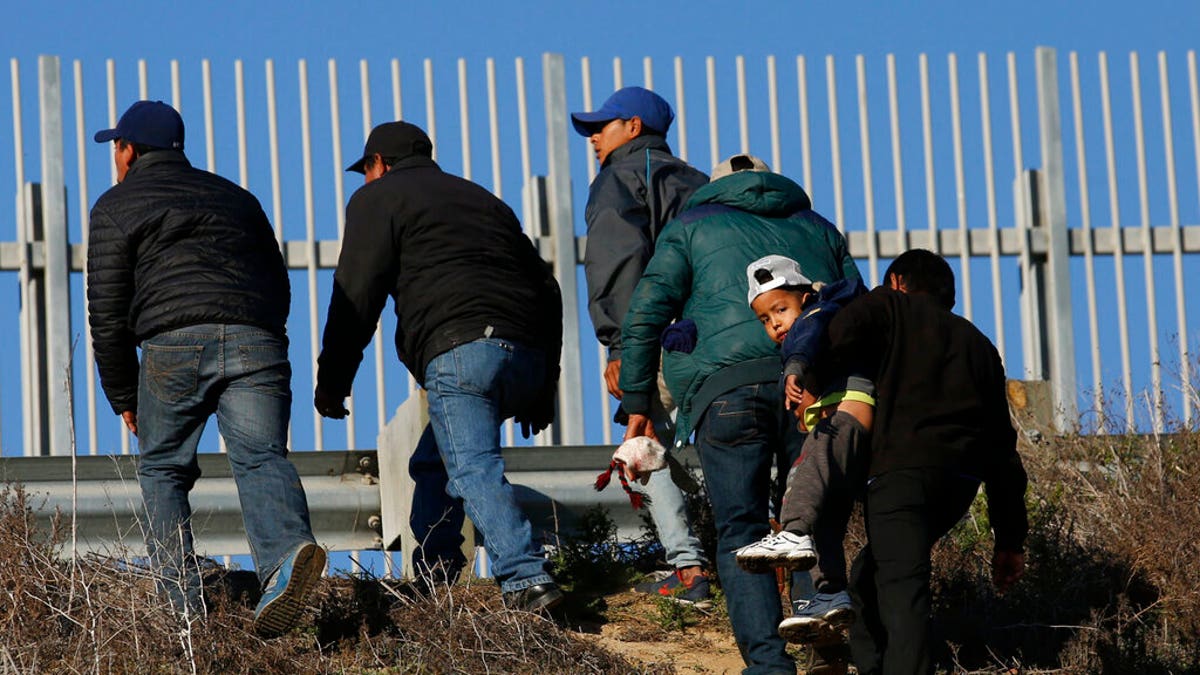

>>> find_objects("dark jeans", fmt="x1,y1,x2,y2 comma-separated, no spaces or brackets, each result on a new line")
848,468,980,675
137,324,316,615
695,382,804,675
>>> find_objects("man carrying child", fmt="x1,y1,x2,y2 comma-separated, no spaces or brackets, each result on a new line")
734,249,1028,674
619,154,858,673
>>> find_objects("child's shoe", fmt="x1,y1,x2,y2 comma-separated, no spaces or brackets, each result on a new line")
733,530,817,572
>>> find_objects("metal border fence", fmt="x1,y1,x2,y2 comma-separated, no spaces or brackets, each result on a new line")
1,46,1198,561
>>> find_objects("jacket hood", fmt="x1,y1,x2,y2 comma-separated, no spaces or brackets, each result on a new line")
684,171,812,217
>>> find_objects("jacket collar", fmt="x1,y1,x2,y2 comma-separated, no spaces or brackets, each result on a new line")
602,133,672,169
125,150,191,178
385,154,439,174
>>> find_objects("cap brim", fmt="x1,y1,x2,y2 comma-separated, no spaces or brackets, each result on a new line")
570,111,615,137
345,156,367,173
93,128,120,144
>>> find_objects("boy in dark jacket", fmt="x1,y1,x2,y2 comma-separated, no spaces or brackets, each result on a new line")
736,254,873,644
827,250,1028,674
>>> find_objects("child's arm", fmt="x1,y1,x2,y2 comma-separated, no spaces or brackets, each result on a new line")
781,278,868,386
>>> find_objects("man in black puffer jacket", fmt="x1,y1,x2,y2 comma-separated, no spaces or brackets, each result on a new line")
87,101,322,636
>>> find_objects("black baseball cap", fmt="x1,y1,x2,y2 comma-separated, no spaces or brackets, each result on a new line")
93,100,184,150
346,121,434,173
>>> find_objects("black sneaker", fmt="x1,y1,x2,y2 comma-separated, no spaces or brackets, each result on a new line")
502,582,564,613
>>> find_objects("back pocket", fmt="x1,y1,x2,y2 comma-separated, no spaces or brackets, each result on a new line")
144,344,203,403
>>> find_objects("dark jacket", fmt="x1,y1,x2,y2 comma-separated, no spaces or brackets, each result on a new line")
781,278,869,393
583,134,708,360
87,151,290,415
317,155,561,401
827,287,1028,551
619,170,860,444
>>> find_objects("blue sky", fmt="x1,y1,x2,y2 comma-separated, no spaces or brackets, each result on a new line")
8,1,1194,65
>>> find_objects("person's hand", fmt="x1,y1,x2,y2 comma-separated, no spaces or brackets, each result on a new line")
621,414,659,482
992,549,1025,593
784,374,805,411
314,385,350,419
121,410,138,436
518,380,557,438
623,413,659,442
604,359,623,400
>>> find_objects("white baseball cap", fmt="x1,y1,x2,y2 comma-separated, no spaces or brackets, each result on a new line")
746,254,813,305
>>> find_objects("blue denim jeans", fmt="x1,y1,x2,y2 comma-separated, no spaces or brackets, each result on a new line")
136,324,316,614
695,381,803,675
422,338,554,593
408,423,467,581
627,394,706,569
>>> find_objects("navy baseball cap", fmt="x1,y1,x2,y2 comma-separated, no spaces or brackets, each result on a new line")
571,86,674,137
93,100,185,150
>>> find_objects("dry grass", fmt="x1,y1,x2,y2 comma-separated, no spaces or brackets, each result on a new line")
0,485,661,674
3,411,1199,673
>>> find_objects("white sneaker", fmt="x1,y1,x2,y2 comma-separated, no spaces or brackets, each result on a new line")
733,531,817,572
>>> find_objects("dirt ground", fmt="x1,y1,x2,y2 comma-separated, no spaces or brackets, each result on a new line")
572,589,808,674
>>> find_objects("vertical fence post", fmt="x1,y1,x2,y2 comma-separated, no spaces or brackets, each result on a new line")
1033,47,1078,430
541,53,584,445
37,55,72,456
1015,170,1047,382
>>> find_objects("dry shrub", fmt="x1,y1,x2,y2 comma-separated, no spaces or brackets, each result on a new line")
914,417,1200,673
0,484,658,674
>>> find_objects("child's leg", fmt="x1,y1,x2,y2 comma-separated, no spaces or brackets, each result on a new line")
783,412,870,591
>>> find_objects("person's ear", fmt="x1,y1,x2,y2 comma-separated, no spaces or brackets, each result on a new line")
886,273,903,291
626,116,643,137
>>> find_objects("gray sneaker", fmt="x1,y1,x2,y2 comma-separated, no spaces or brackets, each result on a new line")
778,591,855,643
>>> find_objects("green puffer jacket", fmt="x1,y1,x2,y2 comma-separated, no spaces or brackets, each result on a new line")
618,171,861,446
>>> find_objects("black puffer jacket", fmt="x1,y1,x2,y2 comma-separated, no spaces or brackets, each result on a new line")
317,154,561,395
87,151,289,414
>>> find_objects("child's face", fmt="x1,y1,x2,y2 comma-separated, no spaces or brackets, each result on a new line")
751,288,811,344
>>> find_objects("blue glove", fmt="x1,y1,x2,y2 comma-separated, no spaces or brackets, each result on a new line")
661,319,698,354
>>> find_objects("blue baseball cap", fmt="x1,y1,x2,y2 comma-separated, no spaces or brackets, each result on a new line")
93,100,185,150
571,86,674,137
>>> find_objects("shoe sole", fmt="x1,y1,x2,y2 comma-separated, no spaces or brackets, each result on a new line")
519,587,565,613
253,544,326,637
779,614,851,645
822,606,855,629
735,551,818,573
658,596,714,611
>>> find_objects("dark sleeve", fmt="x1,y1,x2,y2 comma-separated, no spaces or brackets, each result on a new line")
86,208,140,415
583,169,652,361
617,222,692,415
982,348,1028,552
825,287,891,372
316,191,399,397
